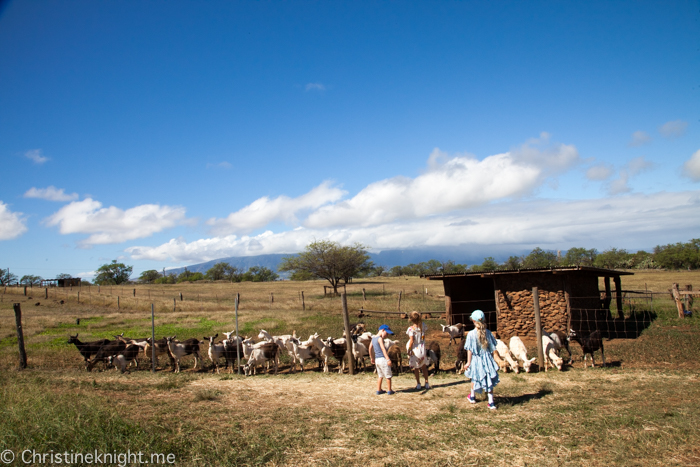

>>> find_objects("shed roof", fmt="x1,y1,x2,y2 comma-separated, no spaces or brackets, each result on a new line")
423,265,633,280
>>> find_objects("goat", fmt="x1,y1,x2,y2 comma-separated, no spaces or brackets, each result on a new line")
243,343,279,376
349,322,366,336
495,339,520,373
509,336,537,373
143,337,175,369
308,333,333,373
542,335,563,371
425,340,441,374
440,323,465,345
204,335,227,373
387,344,402,375
67,334,110,366
289,341,320,372
326,337,347,373
541,329,573,365
455,335,468,373
109,342,148,374
569,329,606,368
165,336,201,373
87,339,126,372
352,340,370,371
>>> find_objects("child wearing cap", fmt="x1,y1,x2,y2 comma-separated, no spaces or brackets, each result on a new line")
464,309,500,410
370,324,395,395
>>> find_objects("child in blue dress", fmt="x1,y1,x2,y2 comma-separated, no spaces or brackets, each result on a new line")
464,309,500,410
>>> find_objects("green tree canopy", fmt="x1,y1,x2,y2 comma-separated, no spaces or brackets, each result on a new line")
94,260,133,285
564,247,598,266
205,262,241,281
139,270,161,283
20,275,43,285
504,256,522,270
522,248,558,269
0,269,18,285
56,273,73,280
593,248,630,269
279,240,370,293
242,266,279,282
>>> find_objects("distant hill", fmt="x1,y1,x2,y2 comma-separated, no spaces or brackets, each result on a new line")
165,248,488,277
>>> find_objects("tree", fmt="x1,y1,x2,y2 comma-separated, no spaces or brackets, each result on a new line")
139,270,161,283
522,248,558,269
94,260,133,285
279,240,370,293
653,239,700,270
242,266,279,282
20,275,43,285
205,262,240,281
155,273,177,284
594,248,630,269
504,256,522,270
480,257,499,271
0,269,18,285
564,247,598,266
56,273,73,280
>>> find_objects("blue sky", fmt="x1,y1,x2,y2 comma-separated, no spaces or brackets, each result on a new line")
1,1,699,281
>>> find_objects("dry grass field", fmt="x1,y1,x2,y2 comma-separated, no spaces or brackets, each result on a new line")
1,272,699,466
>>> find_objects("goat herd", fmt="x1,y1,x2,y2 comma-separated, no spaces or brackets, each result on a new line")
67,322,606,377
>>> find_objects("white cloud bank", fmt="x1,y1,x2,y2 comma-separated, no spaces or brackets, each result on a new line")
684,149,700,182
0,202,27,240
45,198,187,247
126,191,700,262
24,186,79,202
629,130,651,147
659,120,688,138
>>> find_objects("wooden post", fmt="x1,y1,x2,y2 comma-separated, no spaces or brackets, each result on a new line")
77,291,80,303
672,283,686,318
533,287,545,372
24,286,27,296
173,298,176,311
270,292,274,308
341,293,355,375
117,296,120,310
686,285,693,312
343,284,346,295
445,295,453,325
324,286,327,296
362,288,366,301
493,289,501,324
397,290,402,312
613,276,624,319
45,288,48,299
603,277,612,310
301,291,305,311
235,293,241,375
180,292,183,301
13,303,27,369
133,288,136,297
565,291,572,333
151,303,156,373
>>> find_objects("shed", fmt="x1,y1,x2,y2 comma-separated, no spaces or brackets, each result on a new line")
41,278,82,288
424,267,633,338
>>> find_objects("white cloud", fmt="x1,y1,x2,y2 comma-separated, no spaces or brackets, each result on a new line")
629,130,651,147
627,156,653,175
304,136,578,229
24,186,79,202
207,181,345,235
0,202,27,240
659,120,688,138
45,198,187,247
126,191,700,262
608,174,631,194
684,149,700,182
206,162,232,169
605,156,653,195
24,149,49,164
586,164,614,181
305,83,326,91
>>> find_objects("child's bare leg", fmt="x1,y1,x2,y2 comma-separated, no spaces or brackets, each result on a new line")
413,368,420,384
387,377,392,392
377,377,384,391
422,365,430,384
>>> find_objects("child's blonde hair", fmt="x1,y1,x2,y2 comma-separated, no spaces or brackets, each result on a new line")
409,311,422,325
473,319,489,350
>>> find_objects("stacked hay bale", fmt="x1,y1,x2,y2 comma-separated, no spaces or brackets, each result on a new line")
496,289,569,339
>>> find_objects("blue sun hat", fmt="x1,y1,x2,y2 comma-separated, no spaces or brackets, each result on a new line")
470,309,485,322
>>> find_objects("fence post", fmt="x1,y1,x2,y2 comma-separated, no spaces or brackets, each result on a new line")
533,287,545,372
672,283,685,318
362,288,366,301
13,303,27,369
397,290,402,312
151,303,156,373
173,298,176,311
117,296,120,310
235,293,241,375
686,285,693,312
341,293,355,375
301,291,305,311
133,288,136,297
180,292,183,301
45,288,48,299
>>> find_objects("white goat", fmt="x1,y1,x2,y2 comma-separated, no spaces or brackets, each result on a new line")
243,344,279,376
495,339,520,373
308,333,333,373
440,323,465,345
542,335,563,371
509,336,537,373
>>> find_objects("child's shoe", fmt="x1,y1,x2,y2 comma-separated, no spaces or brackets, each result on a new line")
424,382,430,390
376,390,386,395
488,402,497,410
467,394,476,404
387,390,395,395
415,383,422,390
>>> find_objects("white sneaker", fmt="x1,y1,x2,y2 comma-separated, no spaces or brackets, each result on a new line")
415,383,422,390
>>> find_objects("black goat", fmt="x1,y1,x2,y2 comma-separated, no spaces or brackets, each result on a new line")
67,334,110,366
454,335,468,373
569,329,606,368
426,340,441,374
87,340,126,372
